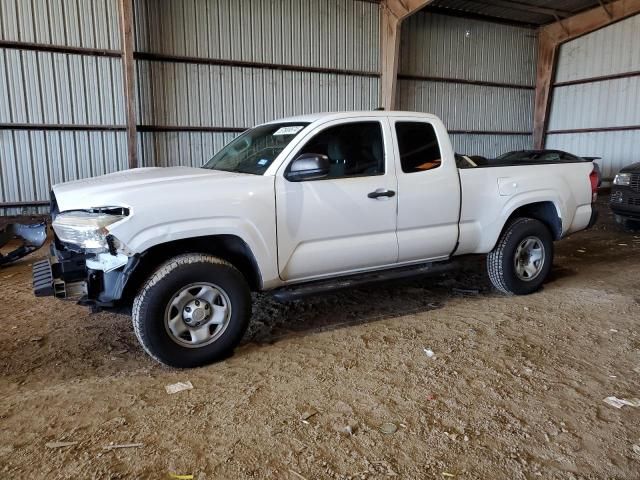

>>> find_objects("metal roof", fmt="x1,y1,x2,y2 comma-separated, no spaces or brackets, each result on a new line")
426,0,603,26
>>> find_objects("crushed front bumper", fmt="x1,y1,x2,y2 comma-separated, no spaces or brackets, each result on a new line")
32,245,88,300
31,239,139,308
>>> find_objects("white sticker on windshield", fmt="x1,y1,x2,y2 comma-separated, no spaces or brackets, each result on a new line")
257,158,268,166
273,126,304,136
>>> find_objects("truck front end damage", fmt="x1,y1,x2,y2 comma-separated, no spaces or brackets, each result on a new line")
0,220,47,266
33,194,137,307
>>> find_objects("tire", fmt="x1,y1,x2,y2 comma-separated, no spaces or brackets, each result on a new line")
132,254,251,368
487,218,554,295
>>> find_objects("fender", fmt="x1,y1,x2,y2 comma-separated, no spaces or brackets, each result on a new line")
471,190,565,254
108,216,282,289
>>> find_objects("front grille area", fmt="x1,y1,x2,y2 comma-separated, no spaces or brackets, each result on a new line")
630,173,640,192
610,190,623,203
628,196,640,206
610,188,640,209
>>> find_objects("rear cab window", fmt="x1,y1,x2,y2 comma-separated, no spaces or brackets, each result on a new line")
395,122,442,173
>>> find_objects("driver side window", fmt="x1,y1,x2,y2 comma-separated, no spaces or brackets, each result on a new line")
297,122,384,178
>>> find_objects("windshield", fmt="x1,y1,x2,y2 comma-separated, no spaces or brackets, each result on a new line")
202,123,309,174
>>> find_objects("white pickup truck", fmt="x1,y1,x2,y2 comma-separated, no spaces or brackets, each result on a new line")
33,111,598,367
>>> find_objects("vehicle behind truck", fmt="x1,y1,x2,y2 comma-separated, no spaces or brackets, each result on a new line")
33,111,599,367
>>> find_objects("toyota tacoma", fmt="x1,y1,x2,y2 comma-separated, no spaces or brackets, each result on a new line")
33,111,599,367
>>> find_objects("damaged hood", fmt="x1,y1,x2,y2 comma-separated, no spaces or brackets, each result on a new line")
53,167,242,212
50,166,277,255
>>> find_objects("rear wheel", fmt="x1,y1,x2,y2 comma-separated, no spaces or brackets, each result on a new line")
132,254,251,368
487,218,553,295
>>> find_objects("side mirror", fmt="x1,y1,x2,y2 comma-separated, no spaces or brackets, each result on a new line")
286,153,330,182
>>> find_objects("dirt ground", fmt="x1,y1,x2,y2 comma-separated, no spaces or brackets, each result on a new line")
1,196,639,479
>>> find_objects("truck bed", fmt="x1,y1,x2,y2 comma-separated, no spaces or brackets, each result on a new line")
454,160,595,256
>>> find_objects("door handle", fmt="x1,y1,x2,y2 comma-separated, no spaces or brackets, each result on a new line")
368,189,396,199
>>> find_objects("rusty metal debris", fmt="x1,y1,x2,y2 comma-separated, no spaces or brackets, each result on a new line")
0,221,47,266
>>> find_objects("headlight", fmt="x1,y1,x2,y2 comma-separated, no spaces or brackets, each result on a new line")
613,173,631,186
52,210,126,250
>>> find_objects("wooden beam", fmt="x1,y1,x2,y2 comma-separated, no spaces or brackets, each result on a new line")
543,0,640,43
533,0,640,148
598,0,614,19
532,33,557,149
380,0,433,110
118,0,138,169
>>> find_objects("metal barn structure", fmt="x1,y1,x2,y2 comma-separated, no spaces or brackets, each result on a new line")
0,0,639,214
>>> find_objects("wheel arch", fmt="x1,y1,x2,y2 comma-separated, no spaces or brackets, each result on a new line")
121,234,262,303
493,201,562,251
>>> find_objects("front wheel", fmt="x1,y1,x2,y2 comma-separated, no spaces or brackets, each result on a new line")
132,254,251,368
487,218,554,295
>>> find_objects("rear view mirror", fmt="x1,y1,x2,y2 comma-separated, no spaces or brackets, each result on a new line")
286,153,330,182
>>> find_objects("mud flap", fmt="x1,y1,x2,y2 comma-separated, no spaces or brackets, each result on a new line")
0,221,47,266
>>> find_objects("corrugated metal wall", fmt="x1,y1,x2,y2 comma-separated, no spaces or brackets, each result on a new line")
397,11,537,157
0,0,380,214
134,0,379,72
0,0,125,215
546,14,640,179
133,0,380,168
0,0,120,49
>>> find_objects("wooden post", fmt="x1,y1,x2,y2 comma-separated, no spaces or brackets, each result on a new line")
533,0,640,148
380,0,433,110
118,0,138,169
532,32,556,149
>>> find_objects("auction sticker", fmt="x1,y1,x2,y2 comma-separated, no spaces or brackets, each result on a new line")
273,126,304,136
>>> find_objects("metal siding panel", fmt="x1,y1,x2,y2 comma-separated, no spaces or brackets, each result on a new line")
0,131,19,202
450,134,533,157
546,131,640,179
0,0,19,40
399,11,537,86
4,50,27,123
142,60,381,128
556,14,640,83
46,131,64,186
549,77,640,130
548,15,640,179
141,131,239,168
133,0,149,51
15,131,36,202
0,0,119,49
397,79,533,132
0,49,124,125
25,51,42,123
30,131,49,200
0,129,127,205
87,131,105,177
134,0,379,72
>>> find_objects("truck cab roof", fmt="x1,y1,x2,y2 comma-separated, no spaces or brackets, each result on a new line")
265,110,442,125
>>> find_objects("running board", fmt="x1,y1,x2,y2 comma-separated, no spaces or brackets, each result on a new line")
271,261,457,302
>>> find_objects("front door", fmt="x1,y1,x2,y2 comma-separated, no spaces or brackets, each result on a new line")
275,118,399,282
